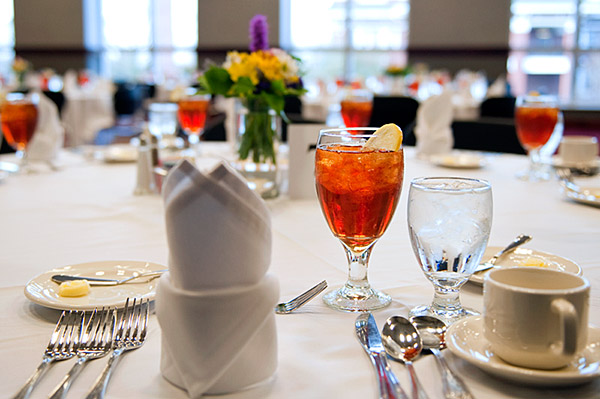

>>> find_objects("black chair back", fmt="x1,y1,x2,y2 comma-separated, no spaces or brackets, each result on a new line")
451,117,526,154
368,96,419,146
480,96,516,118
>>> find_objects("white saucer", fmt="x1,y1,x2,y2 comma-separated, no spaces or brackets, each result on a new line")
102,144,138,163
24,260,166,311
430,152,487,169
447,316,600,386
552,155,600,170
561,180,600,208
469,246,582,285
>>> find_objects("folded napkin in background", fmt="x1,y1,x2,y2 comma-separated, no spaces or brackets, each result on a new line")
27,90,65,162
415,90,454,158
156,160,279,397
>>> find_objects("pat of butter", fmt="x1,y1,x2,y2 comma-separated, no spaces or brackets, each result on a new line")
58,280,90,297
520,257,547,267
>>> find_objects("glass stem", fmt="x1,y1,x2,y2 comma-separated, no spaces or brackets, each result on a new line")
431,286,461,313
529,148,541,172
342,242,375,291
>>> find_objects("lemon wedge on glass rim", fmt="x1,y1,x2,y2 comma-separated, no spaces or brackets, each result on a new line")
364,123,403,151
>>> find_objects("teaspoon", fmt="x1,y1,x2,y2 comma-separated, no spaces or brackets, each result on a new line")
382,316,430,399
410,316,474,399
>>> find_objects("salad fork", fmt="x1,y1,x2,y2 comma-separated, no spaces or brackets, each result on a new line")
12,310,83,399
49,307,116,399
85,298,149,399
275,280,328,314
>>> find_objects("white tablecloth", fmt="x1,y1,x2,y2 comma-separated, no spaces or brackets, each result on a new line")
1,144,599,398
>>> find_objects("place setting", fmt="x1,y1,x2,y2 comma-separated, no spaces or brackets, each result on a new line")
24,260,166,311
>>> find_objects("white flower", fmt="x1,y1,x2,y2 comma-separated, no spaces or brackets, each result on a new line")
270,48,299,80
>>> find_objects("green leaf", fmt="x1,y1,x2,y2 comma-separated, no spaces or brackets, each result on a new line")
270,80,286,96
231,77,255,97
203,67,233,95
261,92,285,114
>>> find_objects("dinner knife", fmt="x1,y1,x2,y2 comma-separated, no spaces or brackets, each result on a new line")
51,270,167,286
355,313,408,399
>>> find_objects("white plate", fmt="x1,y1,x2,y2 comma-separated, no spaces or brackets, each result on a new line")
562,182,600,208
24,260,166,311
102,144,138,163
469,247,582,285
430,152,487,169
447,316,600,386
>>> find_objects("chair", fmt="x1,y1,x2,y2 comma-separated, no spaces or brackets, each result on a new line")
368,96,419,146
451,117,526,154
480,96,516,119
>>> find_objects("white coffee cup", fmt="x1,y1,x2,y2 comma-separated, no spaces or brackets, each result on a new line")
558,136,599,166
483,267,589,369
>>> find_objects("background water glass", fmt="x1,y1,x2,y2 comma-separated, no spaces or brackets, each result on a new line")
407,177,492,324
148,102,179,149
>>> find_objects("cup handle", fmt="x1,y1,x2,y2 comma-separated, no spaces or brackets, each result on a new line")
551,298,578,356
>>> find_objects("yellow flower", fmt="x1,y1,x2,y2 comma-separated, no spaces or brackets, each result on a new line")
226,52,260,85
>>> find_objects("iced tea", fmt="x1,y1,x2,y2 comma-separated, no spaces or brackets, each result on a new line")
315,144,404,250
515,106,558,150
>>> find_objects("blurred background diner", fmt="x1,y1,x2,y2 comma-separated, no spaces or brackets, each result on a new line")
0,0,599,154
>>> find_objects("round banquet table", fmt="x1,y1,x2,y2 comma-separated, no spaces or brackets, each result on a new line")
0,144,598,399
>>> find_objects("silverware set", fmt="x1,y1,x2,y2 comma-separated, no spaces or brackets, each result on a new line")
357,313,474,399
12,298,149,399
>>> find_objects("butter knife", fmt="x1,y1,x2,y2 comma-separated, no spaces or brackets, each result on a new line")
355,313,408,399
51,270,167,286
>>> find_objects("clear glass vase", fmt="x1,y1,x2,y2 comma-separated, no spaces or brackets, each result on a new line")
234,98,282,199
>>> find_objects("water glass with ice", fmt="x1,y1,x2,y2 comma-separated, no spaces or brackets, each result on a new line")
148,102,179,148
407,177,493,324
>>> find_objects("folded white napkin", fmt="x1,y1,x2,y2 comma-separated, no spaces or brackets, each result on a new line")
156,160,279,397
27,91,65,161
163,160,272,290
486,75,507,98
415,90,454,157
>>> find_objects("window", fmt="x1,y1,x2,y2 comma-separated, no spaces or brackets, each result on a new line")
85,0,198,83
508,0,600,107
281,0,410,86
0,0,15,81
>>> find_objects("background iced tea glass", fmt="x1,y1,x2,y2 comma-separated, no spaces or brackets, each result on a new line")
315,128,404,311
408,177,492,324
515,95,562,181
0,92,39,172
340,89,373,128
177,89,211,151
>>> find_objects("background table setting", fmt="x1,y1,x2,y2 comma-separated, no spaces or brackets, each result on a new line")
0,136,599,398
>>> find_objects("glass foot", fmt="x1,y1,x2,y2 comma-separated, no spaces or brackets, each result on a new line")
409,304,479,326
323,285,391,312
516,169,551,182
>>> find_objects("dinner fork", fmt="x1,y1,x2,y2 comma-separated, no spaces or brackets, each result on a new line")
275,280,328,314
49,307,116,399
85,298,149,399
11,310,83,399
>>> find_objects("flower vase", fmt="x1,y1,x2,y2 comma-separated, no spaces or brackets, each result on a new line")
234,98,282,199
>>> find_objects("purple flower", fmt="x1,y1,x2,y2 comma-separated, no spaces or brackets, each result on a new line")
249,15,269,52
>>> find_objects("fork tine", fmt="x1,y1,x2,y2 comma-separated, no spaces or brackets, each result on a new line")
139,299,149,342
47,311,67,352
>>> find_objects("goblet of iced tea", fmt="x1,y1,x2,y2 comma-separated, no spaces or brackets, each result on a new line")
515,95,561,181
177,90,211,148
0,92,39,172
340,89,373,128
315,127,404,311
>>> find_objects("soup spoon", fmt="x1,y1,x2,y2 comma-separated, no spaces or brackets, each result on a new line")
382,316,430,399
410,316,474,399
